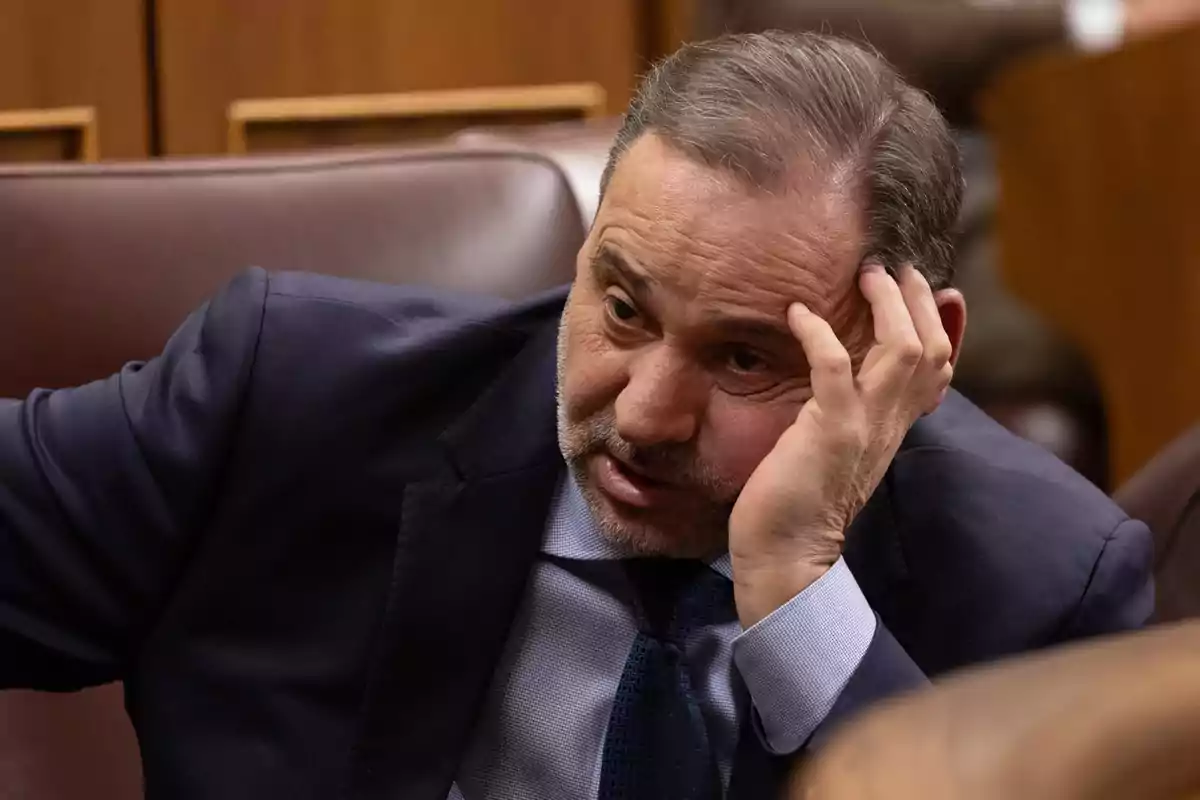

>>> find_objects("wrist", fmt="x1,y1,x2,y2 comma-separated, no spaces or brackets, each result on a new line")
731,556,836,628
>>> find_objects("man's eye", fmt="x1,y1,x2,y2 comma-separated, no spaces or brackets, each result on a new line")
727,346,768,373
605,294,639,323
714,346,783,397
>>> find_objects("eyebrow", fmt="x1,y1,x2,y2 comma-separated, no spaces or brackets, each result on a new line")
704,315,797,348
590,244,655,298
590,243,798,348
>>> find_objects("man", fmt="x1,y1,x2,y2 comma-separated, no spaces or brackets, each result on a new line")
703,0,1200,126
0,32,1150,800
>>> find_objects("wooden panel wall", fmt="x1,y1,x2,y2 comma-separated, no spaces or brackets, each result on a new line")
651,0,699,60
155,0,642,156
982,26,1200,484
0,0,148,159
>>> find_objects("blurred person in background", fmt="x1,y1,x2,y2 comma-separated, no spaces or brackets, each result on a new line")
0,32,1152,800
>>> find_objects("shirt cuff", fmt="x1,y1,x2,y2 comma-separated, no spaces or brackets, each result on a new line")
1066,0,1126,51
730,557,876,755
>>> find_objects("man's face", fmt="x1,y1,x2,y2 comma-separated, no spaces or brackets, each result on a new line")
556,134,872,558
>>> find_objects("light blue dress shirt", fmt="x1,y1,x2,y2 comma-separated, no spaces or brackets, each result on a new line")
448,474,875,799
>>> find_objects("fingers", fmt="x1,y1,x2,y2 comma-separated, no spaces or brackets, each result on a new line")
859,263,955,414
859,262,922,371
787,303,857,413
787,263,956,425
897,265,955,412
897,266,952,372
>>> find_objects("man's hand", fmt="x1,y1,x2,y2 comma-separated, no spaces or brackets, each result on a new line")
728,264,953,628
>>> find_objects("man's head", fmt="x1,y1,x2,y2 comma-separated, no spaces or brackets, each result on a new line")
557,31,967,558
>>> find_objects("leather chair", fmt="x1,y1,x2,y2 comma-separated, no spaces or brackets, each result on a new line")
792,620,1200,800
453,116,622,227
1115,425,1200,623
0,146,586,798
0,146,584,396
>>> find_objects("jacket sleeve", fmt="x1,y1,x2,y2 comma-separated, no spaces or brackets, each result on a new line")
0,269,269,690
804,515,1153,751
1061,517,1156,638
700,0,1066,125
806,617,928,750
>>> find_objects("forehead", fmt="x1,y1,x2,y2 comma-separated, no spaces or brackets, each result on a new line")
592,134,865,316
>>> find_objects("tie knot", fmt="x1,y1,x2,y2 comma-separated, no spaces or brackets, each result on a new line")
621,558,734,641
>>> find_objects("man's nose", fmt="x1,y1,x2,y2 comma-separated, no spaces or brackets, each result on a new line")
614,347,703,447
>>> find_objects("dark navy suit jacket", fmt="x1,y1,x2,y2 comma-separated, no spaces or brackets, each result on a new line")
0,269,1153,799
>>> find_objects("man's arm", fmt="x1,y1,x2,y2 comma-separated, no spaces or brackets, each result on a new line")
1060,517,1155,638
0,269,268,690
733,558,927,755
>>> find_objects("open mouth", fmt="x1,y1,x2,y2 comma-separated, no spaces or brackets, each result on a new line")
612,456,669,486
593,452,677,508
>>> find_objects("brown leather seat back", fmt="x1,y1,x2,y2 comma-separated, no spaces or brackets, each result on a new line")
454,117,620,227
0,146,584,799
0,146,584,396
1115,425,1200,623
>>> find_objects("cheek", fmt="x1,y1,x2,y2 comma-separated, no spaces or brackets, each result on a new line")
699,397,799,483
559,303,628,420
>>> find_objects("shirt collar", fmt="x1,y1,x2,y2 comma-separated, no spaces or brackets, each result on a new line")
542,471,733,579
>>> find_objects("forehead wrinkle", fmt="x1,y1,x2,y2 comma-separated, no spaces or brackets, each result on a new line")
600,211,723,298
695,249,829,309
689,214,850,307
591,132,865,318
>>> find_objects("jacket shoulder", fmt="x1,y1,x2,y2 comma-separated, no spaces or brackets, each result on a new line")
877,391,1140,671
224,268,565,471
899,391,1127,534
262,268,557,331
247,268,568,372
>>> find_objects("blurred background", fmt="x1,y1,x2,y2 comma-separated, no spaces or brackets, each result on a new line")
1,1,1199,798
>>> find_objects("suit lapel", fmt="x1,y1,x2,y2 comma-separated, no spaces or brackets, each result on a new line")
344,322,563,800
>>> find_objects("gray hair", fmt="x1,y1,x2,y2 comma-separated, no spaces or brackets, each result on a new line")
600,31,964,289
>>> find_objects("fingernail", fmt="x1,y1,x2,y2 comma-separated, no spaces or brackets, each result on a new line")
790,302,810,316
861,261,885,275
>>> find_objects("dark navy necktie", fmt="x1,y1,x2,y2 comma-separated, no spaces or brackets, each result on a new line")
597,558,734,800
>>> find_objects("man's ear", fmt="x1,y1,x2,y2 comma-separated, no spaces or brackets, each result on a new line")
934,288,967,367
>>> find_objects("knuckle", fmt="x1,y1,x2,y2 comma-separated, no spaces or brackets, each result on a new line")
925,342,952,370
894,337,924,367
938,362,954,387
830,418,868,455
919,365,954,414
816,349,853,377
